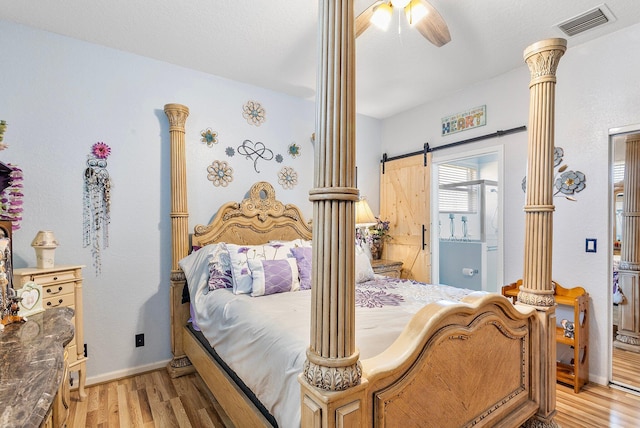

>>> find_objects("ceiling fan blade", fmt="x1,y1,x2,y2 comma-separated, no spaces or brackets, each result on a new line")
412,0,451,47
355,1,384,38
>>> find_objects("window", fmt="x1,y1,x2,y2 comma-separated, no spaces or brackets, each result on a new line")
438,163,478,213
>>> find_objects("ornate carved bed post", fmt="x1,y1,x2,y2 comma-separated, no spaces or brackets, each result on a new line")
519,38,566,428
164,103,194,377
300,0,367,425
614,134,640,352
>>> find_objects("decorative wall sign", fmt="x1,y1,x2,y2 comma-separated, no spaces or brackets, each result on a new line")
278,166,298,190
288,142,301,158
242,100,266,126
441,105,486,136
238,139,274,173
83,142,112,275
207,160,234,187
200,128,219,147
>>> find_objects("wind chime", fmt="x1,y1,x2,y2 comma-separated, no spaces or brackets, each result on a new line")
83,142,112,275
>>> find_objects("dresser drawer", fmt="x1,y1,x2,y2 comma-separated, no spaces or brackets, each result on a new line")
31,271,79,285
42,281,75,298
44,294,75,309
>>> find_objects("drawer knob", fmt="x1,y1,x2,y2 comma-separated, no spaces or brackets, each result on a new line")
47,299,64,308
53,276,58,281
47,286,63,295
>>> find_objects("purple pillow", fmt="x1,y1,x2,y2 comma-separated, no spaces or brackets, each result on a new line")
248,258,300,296
291,246,312,290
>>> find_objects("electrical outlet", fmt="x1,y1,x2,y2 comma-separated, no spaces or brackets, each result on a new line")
135,333,145,347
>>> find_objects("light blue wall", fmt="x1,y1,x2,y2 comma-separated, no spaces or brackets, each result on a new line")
380,23,640,385
0,19,382,383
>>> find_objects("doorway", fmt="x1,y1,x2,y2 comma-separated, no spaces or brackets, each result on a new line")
432,148,503,292
609,124,640,392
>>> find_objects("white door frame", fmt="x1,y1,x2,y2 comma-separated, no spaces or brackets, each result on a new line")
431,145,504,291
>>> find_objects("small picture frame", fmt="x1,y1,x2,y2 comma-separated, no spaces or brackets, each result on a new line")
18,281,44,317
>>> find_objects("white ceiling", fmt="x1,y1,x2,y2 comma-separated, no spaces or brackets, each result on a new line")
2,0,639,119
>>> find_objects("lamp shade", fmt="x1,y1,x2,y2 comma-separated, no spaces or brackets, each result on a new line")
31,230,59,248
355,199,377,226
31,230,59,268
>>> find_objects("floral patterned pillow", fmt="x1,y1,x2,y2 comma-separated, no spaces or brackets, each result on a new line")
226,242,299,294
207,244,233,291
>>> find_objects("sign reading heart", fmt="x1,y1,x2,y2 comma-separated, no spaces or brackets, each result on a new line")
18,281,44,316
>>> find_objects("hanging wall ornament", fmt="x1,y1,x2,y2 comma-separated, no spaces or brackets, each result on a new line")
278,166,298,190
0,121,24,230
207,160,233,187
242,100,266,126
200,128,219,147
83,142,112,275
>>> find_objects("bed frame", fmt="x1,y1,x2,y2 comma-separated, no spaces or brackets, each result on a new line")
164,3,567,426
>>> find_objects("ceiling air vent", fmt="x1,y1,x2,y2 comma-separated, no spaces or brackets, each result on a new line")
557,4,616,37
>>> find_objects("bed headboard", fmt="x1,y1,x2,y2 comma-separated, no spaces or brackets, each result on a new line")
191,181,312,248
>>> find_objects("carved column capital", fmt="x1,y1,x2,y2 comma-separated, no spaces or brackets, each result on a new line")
164,103,189,130
524,38,567,85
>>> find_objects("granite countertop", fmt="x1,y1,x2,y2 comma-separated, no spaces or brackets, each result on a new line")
0,307,75,428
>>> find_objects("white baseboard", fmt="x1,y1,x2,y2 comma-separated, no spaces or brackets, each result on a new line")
84,359,172,387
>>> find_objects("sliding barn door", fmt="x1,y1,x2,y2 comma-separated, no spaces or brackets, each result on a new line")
380,154,431,282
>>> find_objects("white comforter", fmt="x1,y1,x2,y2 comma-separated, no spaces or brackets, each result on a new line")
190,276,472,428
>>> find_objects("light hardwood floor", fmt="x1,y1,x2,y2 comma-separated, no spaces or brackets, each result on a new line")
69,370,640,427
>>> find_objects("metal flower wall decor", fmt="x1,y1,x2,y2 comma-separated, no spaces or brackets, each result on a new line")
522,147,586,201
83,142,112,275
200,128,219,147
242,100,266,126
278,166,298,190
207,160,233,187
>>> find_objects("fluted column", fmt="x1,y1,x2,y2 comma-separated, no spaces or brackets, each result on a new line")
519,38,566,428
614,135,640,352
164,103,193,376
302,0,361,391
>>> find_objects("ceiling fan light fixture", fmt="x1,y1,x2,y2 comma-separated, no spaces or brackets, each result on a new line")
392,0,411,8
405,0,429,26
371,3,393,31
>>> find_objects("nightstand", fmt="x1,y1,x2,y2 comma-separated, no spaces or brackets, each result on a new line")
371,259,403,278
14,265,87,400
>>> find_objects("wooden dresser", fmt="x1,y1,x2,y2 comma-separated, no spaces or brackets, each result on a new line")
14,265,87,400
0,307,74,427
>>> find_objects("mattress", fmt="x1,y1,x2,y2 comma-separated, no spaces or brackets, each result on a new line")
189,274,473,427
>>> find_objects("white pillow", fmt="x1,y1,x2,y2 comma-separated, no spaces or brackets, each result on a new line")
355,244,375,283
249,258,300,297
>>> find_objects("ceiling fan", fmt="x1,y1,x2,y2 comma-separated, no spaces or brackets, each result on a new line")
355,0,451,47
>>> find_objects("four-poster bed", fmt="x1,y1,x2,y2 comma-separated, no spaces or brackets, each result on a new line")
163,2,567,426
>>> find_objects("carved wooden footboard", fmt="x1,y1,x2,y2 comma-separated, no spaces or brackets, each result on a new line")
362,293,539,427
